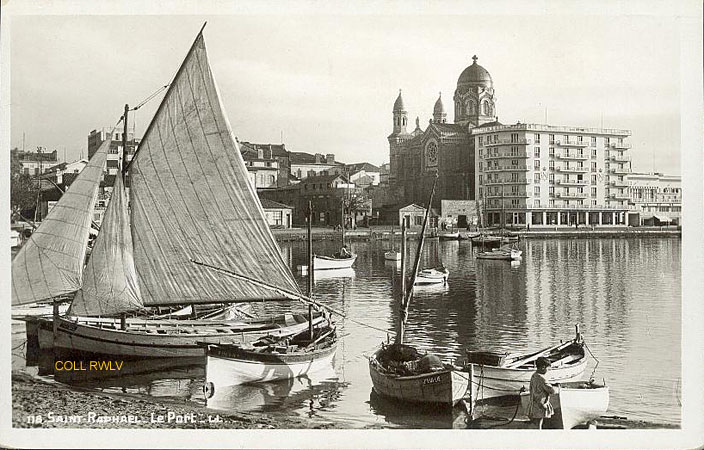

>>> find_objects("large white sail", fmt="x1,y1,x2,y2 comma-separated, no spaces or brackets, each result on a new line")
70,173,144,316
12,137,111,305
129,33,301,306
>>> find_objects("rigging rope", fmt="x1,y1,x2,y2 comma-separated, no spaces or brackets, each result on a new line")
584,341,600,380
130,84,170,111
190,259,392,335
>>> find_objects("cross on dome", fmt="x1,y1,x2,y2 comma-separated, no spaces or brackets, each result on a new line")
472,55,478,63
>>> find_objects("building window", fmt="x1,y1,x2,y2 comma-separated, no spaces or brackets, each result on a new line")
534,147,540,158
549,174,554,184
605,137,611,146
511,199,519,207
591,136,597,146
591,162,597,172
534,160,540,169
534,173,540,183
511,133,519,143
591,174,597,185
479,175,483,185
479,149,483,157
510,146,519,156
534,199,540,207
578,135,583,143
591,187,597,197
592,200,597,206
549,160,554,169
534,133,541,143
592,148,597,158
478,187,483,197
534,186,540,195
479,162,483,171
549,186,554,195
512,172,519,182
549,147,555,157
549,199,555,207
549,134,555,144
478,137,483,145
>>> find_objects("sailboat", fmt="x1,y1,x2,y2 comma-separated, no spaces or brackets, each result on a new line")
203,201,337,389
12,25,328,358
368,176,470,405
312,199,357,270
384,227,401,261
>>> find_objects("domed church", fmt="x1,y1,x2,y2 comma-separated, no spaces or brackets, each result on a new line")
388,55,500,208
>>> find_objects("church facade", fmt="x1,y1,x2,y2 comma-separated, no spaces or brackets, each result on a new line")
388,56,500,209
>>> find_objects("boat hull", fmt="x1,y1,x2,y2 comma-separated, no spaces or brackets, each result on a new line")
384,251,401,261
520,382,609,429
469,357,587,400
414,268,449,285
438,232,460,240
205,342,337,387
31,314,325,358
368,350,468,405
313,254,357,270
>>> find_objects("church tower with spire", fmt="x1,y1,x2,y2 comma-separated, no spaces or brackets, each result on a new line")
388,89,411,186
433,92,447,123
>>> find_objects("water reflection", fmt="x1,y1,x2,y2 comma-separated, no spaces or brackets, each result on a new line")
12,237,681,427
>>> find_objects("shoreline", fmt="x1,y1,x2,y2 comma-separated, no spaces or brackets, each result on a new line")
271,227,681,242
12,373,678,430
12,373,333,429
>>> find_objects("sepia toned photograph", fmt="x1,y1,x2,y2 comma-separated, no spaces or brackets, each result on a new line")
2,1,702,448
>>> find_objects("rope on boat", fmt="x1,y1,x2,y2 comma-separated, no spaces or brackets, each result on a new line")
584,341,600,381
12,339,27,351
131,84,170,111
189,259,392,335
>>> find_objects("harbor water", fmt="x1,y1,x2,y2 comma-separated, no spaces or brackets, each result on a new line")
11,237,681,428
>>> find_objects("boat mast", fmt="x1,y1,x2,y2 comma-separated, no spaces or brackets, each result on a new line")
396,174,438,345
119,104,129,329
396,221,407,344
307,200,314,338
341,200,345,247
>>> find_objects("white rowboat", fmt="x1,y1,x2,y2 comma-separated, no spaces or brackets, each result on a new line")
313,254,357,270
520,381,609,429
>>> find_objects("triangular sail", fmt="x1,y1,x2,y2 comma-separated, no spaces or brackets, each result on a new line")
70,173,144,316
12,137,111,305
129,32,301,306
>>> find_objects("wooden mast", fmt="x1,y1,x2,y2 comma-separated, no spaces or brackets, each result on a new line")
307,200,314,338
396,221,407,344
396,174,438,345
120,104,129,329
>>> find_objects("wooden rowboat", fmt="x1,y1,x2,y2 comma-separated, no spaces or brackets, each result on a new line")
414,267,449,285
203,321,337,389
368,344,469,406
463,327,587,400
519,380,609,429
26,312,326,357
313,254,357,270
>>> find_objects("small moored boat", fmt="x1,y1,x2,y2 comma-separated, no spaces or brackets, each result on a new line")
519,380,609,429
438,230,460,240
203,320,337,389
313,253,357,270
476,245,522,261
415,267,449,285
463,326,587,400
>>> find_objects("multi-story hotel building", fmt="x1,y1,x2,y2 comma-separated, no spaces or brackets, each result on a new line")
627,172,681,225
472,124,635,227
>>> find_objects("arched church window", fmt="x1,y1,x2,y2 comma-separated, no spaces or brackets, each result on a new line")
482,101,490,115
403,117,407,126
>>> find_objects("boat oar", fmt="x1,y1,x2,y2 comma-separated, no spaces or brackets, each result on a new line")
190,259,390,335
502,340,572,369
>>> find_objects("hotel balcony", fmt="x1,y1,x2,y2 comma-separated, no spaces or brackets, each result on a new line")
555,139,588,147
486,192,528,198
556,179,589,186
609,193,631,200
610,142,631,149
609,167,631,174
555,152,588,160
485,165,529,172
484,153,529,160
555,166,588,173
610,179,629,187
608,155,631,163
556,192,588,199
485,138,532,147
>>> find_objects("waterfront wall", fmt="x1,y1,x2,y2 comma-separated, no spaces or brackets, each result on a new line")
271,226,681,242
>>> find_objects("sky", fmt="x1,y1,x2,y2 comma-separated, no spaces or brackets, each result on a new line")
4,2,693,175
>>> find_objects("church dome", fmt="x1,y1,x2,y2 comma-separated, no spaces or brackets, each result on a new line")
393,89,405,111
457,55,492,87
433,93,445,115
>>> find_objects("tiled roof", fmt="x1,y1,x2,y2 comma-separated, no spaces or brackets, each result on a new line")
301,173,348,183
259,198,293,210
345,162,380,173
475,120,503,129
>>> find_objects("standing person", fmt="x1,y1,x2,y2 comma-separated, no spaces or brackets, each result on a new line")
528,357,558,429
